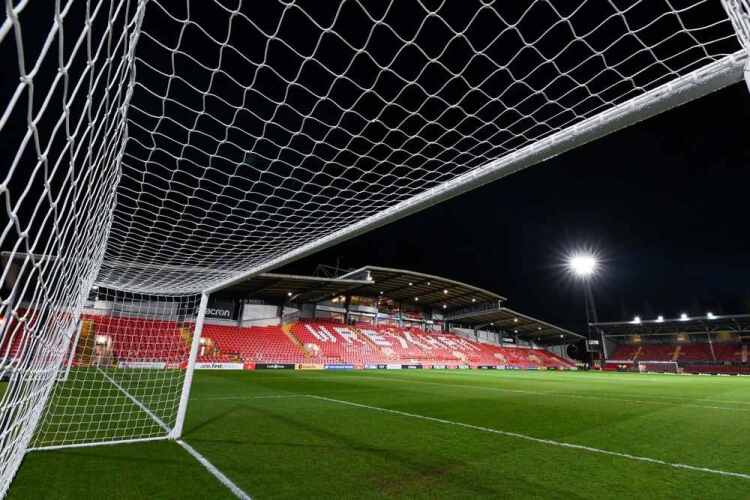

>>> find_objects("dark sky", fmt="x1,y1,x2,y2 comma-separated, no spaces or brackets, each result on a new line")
282,82,750,332
2,2,748,335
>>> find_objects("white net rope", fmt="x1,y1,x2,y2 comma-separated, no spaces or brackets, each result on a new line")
722,0,750,48
99,0,744,294
0,0,144,491
0,0,747,490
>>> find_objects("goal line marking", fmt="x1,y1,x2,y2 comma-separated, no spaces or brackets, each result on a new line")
177,439,252,500
306,394,750,481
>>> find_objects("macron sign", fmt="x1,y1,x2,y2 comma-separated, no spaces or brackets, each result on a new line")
206,307,231,319
205,298,236,320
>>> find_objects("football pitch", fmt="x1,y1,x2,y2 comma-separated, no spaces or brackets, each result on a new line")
10,370,750,499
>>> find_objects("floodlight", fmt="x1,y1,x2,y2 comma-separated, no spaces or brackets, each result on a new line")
680,313,689,321
707,312,717,320
567,253,597,278
632,315,641,324
656,315,664,323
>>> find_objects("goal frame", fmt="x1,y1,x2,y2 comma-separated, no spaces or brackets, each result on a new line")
636,360,681,374
18,48,749,453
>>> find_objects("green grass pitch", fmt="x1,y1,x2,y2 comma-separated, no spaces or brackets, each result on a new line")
9,370,750,499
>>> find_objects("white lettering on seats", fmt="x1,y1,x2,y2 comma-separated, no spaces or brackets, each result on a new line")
360,329,390,347
305,324,336,342
333,327,359,344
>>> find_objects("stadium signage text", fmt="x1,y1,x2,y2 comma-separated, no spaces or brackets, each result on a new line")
117,361,166,369
206,308,232,319
255,363,295,370
205,297,238,320
296,363,324,370
195,362,244,370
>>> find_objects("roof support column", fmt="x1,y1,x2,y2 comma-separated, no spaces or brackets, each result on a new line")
344,295,352,325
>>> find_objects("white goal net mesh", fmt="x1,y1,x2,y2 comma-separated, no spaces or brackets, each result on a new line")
0,0,747,493
100,0,745,294
30,290,200,450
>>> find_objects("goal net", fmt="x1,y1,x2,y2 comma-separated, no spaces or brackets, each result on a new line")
0,0,748,494
30,289,201,450
637,361,680,374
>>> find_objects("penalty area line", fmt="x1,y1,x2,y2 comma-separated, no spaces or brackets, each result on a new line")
177,439,252,500
306,394,750,481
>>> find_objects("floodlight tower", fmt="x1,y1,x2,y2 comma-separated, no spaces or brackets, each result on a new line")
567,254,607,361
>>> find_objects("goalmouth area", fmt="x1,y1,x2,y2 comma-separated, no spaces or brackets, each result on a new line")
9,369,750,499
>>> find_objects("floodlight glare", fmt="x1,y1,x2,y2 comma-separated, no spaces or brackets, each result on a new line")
680,313,689,321
632,315,641,324
567,254,597,278
707,312,717,320
656,315,664,323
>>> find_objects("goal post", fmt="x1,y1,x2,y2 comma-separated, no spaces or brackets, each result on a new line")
171,292,209,440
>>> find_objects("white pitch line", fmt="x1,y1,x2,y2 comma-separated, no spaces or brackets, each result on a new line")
307,394,750,481
334,374,750,413
177,439,252,500
97,368,171,432
192,394,304,401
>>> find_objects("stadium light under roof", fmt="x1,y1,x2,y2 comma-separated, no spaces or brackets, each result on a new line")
680,313,689,321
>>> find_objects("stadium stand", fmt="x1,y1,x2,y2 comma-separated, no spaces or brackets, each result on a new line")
50,312,574,370
201,325,306,364
676,343,713,361
84,315,188,363
608,341,749,374
290,321,385,365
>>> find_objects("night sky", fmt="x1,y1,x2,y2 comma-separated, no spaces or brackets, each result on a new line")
282,82,750,333
2,3,748,336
